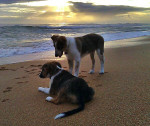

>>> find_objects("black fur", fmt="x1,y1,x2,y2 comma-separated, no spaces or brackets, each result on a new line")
51,70,95,119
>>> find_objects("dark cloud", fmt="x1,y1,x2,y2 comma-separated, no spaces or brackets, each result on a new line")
0,0,46,4
69,2,150,15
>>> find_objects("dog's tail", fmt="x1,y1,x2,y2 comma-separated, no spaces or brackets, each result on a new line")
54,96,85,120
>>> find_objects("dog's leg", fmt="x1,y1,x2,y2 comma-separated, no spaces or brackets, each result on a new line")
46,88,65,104
89,51,95,74
46,96,61,105
46,96,53,101
38,80,52,94
67,59,74,74
74,59,80,77
96,49,105,74
38,87,50,94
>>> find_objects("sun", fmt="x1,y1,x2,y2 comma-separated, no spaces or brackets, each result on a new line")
46,0,69,12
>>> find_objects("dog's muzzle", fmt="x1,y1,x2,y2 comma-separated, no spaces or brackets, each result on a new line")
39,73,44,78
55,50,63,57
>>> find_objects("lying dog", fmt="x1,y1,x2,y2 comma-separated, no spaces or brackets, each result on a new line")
38,61,95,119
51,33,105,77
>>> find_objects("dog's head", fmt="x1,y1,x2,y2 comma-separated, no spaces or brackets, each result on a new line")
51,35,67,57
39,61,62,79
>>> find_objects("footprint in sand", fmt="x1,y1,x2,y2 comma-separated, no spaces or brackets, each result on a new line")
17,81,29,84
17,82,24,84
29,72,35,74
24,70,30,73
81,70,87,72
0,67,9,71
30,64,42,68
11,69,17,71
7,87,12,90
28,68,37,71
95,84,102,87
1,99,9,102
79,75,87,78
22,76,27,79
3,87,13,93
37,65,42,68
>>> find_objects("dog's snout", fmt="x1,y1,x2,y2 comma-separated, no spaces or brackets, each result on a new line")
55,53,58,57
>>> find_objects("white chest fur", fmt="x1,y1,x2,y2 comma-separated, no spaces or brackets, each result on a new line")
38,70,62,94
66,37,80,60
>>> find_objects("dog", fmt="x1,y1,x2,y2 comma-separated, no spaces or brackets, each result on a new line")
38,61,94,119
51,33,105,77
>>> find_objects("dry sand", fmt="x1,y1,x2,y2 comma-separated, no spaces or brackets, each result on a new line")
0,36,150,126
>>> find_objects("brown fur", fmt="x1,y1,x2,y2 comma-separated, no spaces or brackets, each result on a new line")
51,35,59,46
75,33,104,55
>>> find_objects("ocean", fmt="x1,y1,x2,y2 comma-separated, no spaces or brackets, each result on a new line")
0,23,150,64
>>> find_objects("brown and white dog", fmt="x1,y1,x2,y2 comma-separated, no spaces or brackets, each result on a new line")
51,33,105,77
38,61,94,119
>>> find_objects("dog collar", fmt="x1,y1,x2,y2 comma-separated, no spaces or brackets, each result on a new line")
50,69,63,79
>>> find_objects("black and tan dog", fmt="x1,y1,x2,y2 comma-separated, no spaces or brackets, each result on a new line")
51,33,105,77
38,61,95,119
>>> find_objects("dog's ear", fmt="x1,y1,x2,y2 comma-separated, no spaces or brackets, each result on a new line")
51,35,59,47
51,35,59,42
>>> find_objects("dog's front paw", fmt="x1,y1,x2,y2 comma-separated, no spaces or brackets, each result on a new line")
46,96,53,102
74,73,78,77
38,87,44,92
99,71,104,74
89,70,95,74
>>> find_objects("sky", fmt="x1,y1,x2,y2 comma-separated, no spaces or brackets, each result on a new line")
0,0,150,24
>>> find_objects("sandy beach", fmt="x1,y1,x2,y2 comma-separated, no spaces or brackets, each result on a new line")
0,36,150,126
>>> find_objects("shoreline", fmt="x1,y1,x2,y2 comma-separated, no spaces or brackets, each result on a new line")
0,36,150,125
0,35,150,66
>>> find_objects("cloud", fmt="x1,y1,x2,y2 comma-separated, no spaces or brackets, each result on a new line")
39,10,70,17
69,2,150,15
0,0,46,4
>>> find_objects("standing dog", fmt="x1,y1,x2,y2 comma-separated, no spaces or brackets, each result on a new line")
38,62,94,119
51,33,105,77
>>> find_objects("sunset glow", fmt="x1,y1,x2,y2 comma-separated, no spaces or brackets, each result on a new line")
0,0,150,24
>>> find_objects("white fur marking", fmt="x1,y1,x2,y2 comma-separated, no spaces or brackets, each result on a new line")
57,65,63,70
89,69,95,74
38,87,50,94
38,70,62,95
46,96,53,101
43,88,50,94
96,49,105,74
66,37,81,77
54,113,65,120
49,70,63,93
74,60,80,77
38,87,44,92
100,55,104,74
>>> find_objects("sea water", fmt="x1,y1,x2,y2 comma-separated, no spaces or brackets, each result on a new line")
0,23,150,64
